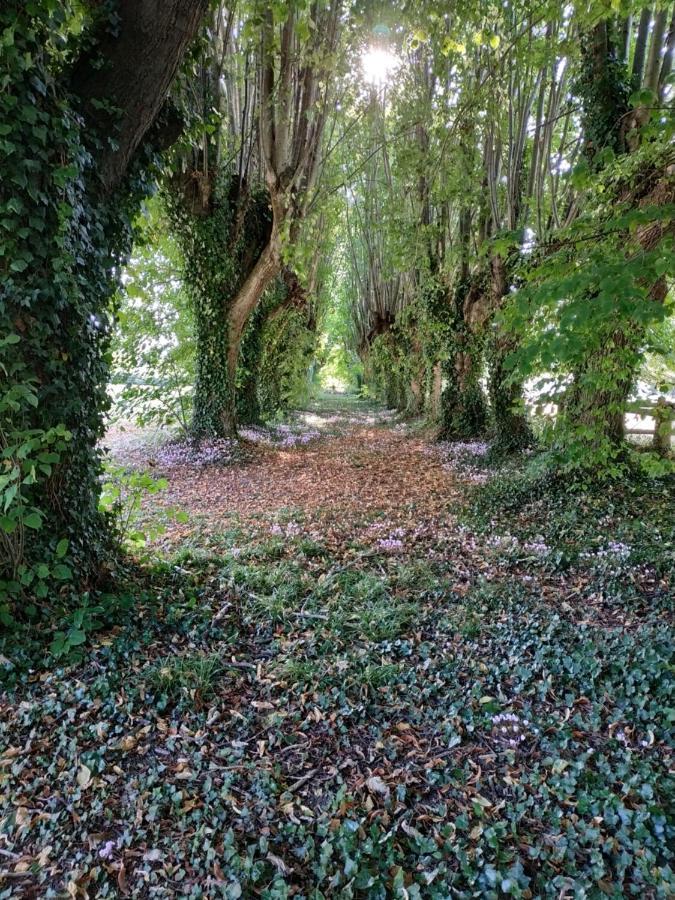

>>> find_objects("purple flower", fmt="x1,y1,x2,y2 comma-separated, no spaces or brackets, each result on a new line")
377,537,404,552
99,840,116,860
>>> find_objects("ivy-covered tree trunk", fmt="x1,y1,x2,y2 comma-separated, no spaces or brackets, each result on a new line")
562,264,670,453
406,334,425,416
559,25,674,462
408,374,424,416
438,279,488,441
488,335,533,451
238,312,265,426
1,1,205,592
428,362,443,420
237,272,306,424
166,178,272,439
561,336,635,446
560,21,632,453
487,253,532,452
225,239,282,430
439,349,487,440
192,294,238,437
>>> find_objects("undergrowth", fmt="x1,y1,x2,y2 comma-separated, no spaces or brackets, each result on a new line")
0,430,672,898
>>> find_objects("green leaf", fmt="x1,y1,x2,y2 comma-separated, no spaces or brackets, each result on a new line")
23,511,42,529
52,563,72,581
67,629,86,646
55,538,69,558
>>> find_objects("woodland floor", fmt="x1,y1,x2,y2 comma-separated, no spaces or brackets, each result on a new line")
1,395,673,898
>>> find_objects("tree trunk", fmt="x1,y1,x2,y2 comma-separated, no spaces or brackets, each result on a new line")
561,333,635,446
631,8,653,87
165,178,273,439
487,253,533,452
562,270,670,455
659,5,675,95
223,238,282,433
562,31,672,457
191,295,235,439
644,9,668,93
409,374,424,416
1,2,206,591
72,0,209,191
190,240,279,439
652,400,674,456
429,362,443,420
488,335,533,452
439,347,488,441
439,278,488,441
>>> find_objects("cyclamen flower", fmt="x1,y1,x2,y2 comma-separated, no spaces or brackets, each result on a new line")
269,521,302,539
241,425,320,449
581,541,632,561
156,438,237,468
524,540,549,556
491,712,537,749
99,840,116,860
377,537,404,552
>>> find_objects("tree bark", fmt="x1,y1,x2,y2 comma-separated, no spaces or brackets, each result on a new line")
430,362,443,420
659,5,675,95
72,0,209,191
644,9,668,93
631,8,653,87
439,278,488,441
223,237,282,434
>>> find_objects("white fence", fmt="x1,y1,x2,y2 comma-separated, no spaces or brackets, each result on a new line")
531,398,674,452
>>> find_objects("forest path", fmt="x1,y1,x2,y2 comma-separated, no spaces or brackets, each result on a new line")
143,397,471,559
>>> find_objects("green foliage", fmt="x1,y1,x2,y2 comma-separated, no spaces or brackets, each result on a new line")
504,141,675,475
112,200,195,436
99,464,188,553
49,594,106,661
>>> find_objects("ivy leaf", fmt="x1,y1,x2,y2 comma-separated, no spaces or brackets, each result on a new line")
23,512,42,530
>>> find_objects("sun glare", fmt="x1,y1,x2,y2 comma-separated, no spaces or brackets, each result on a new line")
361,46,399,86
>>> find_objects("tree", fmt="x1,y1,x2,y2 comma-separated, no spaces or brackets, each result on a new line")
1,1,207,597
167,0,343,438
556,15,674,463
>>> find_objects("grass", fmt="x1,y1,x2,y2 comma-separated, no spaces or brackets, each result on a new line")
146,652,227,706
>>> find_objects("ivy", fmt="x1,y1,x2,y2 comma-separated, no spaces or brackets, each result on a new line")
164,175,272,438
0,2,167,609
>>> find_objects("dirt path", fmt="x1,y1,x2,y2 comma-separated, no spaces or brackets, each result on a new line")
120,401,468,556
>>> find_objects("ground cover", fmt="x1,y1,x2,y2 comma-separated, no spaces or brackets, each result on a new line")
1,398,672,898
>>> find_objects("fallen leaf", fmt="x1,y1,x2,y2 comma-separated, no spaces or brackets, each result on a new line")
366,775,390,800
76,764,92,790
118,861,129,896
